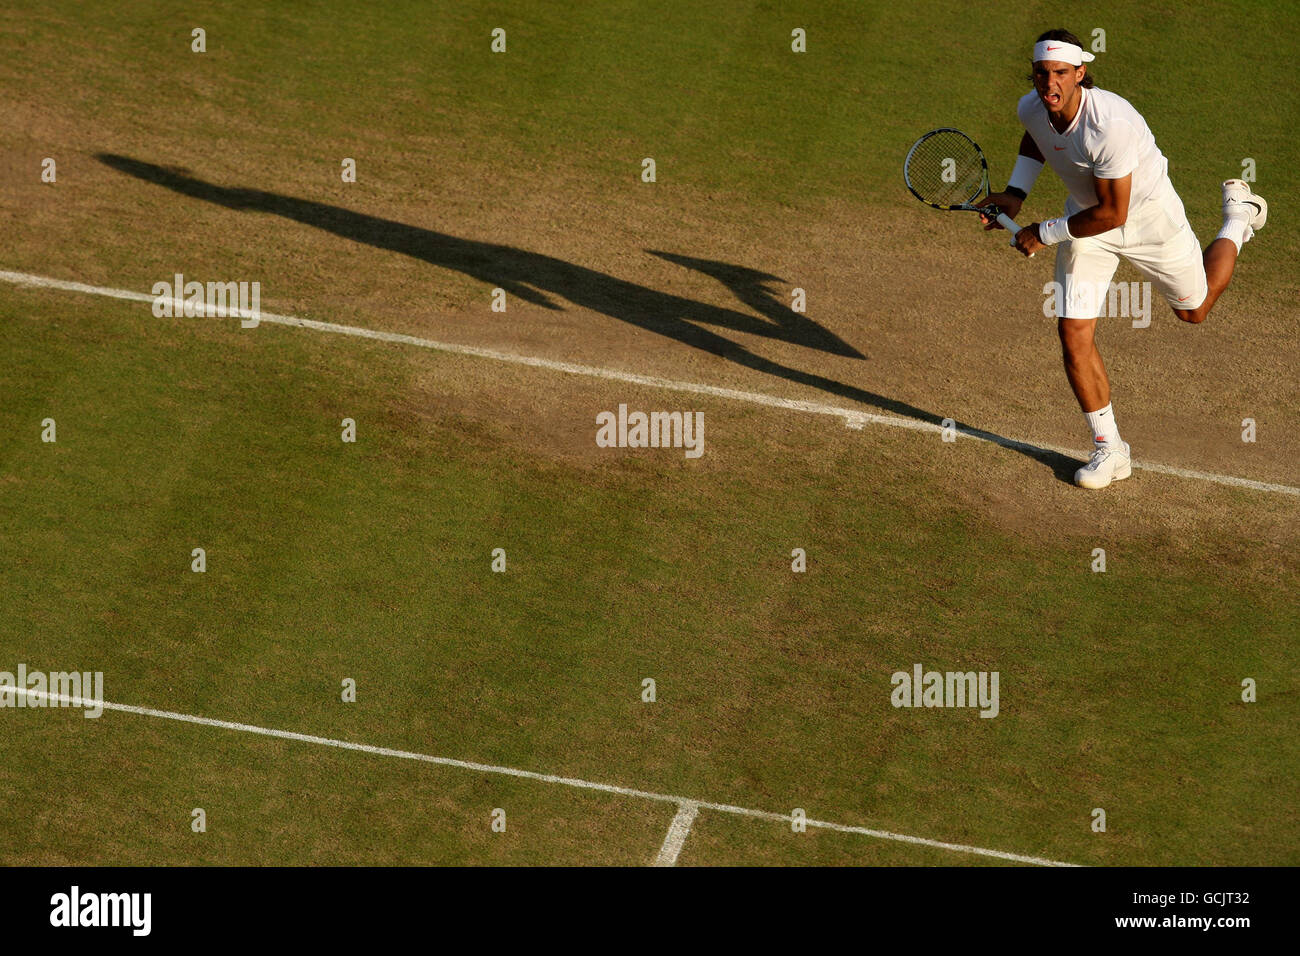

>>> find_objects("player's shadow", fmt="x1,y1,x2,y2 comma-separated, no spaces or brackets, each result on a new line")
96,153,1082,481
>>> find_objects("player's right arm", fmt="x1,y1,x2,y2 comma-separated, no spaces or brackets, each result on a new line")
979,132,1044,228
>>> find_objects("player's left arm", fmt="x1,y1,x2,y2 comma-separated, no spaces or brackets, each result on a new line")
1014,173,1131,256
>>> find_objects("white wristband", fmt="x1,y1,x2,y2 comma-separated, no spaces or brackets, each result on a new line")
1007,155,1044,196
1038,216,1074,245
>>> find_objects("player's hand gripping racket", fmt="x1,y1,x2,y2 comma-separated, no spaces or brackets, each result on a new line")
903,128,1033,257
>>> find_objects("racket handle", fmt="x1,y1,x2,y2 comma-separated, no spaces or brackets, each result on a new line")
996,213,1035,258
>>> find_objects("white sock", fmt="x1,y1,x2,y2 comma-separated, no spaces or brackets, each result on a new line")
1084,403,1123,450
1216,216,1251,252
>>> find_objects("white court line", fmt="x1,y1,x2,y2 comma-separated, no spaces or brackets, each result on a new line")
2,686,1078,866
653,802,700,867
3,268,1297,498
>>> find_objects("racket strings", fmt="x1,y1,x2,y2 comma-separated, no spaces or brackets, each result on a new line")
906,133,986,207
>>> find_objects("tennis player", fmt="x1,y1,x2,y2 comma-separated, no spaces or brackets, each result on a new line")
980,29,1267,488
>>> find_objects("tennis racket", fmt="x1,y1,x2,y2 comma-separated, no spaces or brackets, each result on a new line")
903,127,1032,257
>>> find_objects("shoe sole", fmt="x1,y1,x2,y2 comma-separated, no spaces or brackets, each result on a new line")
1223,180,1267,230
1249,194,1268,230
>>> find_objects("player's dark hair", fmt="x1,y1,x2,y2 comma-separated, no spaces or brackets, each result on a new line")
1027,28,1096,88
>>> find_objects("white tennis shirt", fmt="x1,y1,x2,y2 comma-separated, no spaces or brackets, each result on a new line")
1018,86,1171,215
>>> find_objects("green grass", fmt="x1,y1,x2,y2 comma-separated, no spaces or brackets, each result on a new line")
1,289,1295,865
1,0,1297,865
3,1,1296,258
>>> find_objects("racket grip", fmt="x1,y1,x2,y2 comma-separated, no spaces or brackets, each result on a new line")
996,213,1035,258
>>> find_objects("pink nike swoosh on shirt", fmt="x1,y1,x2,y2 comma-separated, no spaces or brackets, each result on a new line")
1054,146,1066,150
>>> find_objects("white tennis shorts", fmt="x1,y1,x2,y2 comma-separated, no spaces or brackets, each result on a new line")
1054,179,1207,319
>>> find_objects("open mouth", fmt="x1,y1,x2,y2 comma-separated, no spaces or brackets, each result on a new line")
1044,92,1062,107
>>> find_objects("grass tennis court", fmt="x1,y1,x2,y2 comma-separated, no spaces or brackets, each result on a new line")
1,0,1296,865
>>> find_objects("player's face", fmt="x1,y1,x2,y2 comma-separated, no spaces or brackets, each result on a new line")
1033,60,1084,115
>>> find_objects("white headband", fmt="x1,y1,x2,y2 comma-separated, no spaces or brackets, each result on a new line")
1033,40,1095,65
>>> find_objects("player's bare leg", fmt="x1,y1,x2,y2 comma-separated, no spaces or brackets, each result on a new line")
1174,179,1267,324
1058,317,1110,411
1059,317,1131,488
1174,238,1239,324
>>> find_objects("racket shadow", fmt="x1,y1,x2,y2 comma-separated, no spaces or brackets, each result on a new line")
645,250,864,359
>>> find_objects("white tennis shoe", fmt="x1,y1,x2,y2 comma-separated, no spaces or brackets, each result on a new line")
1222,179,1268,234
1075,441,1132,489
